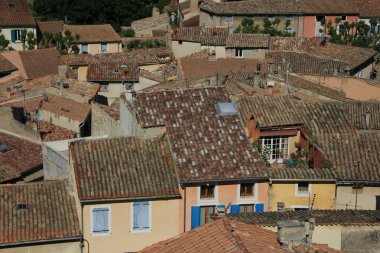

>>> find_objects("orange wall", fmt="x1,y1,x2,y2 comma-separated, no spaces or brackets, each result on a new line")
181,183,268,231
303,16,358,38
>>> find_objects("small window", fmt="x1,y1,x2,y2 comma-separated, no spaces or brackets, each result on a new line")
8,3,15,8
294,207,309,211
225,16,233,23
341,16,347,21
235,48,243,58
11,29,22,42
101,43,108,52
200,185,215,199
0,143,12,154
286,16,293,22
239,204,255,213
81,43,89,53
200,205,215,225
92,207,110,235
17,203,27,210
316,16,325,22
132,202,150,231
296,182,310,196
113,69,120,74
179,40,183,45
240,183,255,197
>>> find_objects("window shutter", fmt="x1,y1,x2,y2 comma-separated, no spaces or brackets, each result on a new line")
133,202,142,229
133,202,150,230
216,204,225,209
191,206,200,229
11,30,16,43
141,202,150,229
230,204,239,213
255,203,264,213
92,208,109,233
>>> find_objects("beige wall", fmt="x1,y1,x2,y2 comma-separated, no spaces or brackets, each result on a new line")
79,42,121,55
78,66,88,81
82,199,180,253
1,27,37,51
40,110,83,133
336,185,380,210
301,75,380,101
200,45,226,58
171,41,201,59
0,241,80,253
268,182,336,211
91,102,121,137
226,48,267,59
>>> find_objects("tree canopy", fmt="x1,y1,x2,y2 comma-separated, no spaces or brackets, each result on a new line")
33,0,157,32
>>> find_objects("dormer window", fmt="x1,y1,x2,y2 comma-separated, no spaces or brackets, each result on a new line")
113,69,120,74
0,143,12,154
8,3,15,8
17,203,27,211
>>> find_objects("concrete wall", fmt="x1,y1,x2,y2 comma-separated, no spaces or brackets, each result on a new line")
342,226,380,253
91,102,121,137
200,45,226,58
1,27,37,51
268,182,336,211
226,48,267,59
45,87,93,104
40,110,83,133
98,82,124,105
0,241,80,253
353,63,373,79
82,199,180,253
336,185,380,210
302,75,380,101
42,142,70,180
78,42,121,55
171,41,201,59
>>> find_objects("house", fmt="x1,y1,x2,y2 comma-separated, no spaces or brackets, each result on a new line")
0,0,37,51
63,24,122,54
131,13,170,38
69,136,181,253
228,209,380,252
1,48,59,80
0,130,42,183
59,53,98,81
357,0,380,32
122,87,268,232
0,181,81,253
199,0,359,38
225,33,270,59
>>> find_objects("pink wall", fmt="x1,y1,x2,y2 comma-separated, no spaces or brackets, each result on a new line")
303,15,358,38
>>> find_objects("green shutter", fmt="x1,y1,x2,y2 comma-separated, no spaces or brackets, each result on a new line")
11,30,16,43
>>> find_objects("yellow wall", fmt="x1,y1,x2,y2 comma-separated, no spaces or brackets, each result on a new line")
77,66,88,81
0,241,80,253
268,182,336,211
82,199,181,253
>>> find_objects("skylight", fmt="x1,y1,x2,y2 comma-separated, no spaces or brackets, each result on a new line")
215,102,238,116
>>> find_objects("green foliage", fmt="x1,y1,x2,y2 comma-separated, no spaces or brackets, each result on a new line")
41,31,54,48
54,30,80,55
0,34,9,51
126,39,165,51
20,29,37,50
120,28,135,37
157,0,171,12
286,142,310,169
33,0,154,27
235,17,294,37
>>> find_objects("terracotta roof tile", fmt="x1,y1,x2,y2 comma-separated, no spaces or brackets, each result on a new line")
0,0,35,27
36,120,76,141
134,87,266,183
173,27,229,45
70,136,180,201
0,131,42,183
59,54,98,66
226,34,270,48
37,20,64,35
63,24,122,43
357,0,380,17
140,219,286,253
0,181,81,246
0,54,17,74
87,62,139,82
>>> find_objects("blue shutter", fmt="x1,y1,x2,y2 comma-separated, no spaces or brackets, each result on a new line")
191,206,200,229
11,30,16,43
92,208,109,233
133,202,150,230
255,203,264,213
230,204,239,213
217,204,225,209
141,202,150,229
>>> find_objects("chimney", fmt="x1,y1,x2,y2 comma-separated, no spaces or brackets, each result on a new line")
365,110,370,130
277,218,315,247
152,6,160,17
277,202,285,212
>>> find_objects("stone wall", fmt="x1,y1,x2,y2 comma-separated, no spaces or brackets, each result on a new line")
342,226,380,253
91,102,121,137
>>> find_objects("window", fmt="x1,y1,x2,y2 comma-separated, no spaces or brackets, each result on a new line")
200,206,215,225
11,29,22,42
17,203,27,210
239,204,255,213
91,207,110,235
316,16,325,22
376,196,380,210
293,206,309,211
225,16,233,24
261,136,289,163
200,185,215,199
0,143,12,154
81,43,89,53
341,16,347,21
286,16,293,22
132,202,150,231
296,182,310,197
240,183,255,197
235,48,243,58
100,43,108,52
179,40,183,45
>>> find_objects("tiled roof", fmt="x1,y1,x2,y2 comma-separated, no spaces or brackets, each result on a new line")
0,54,17,74
1,48,59,79
300,0,358,15
70,137,180,201
270,37,322,52
0,181,81,246
93,99,120,121
183,14,200,27
341,101,380,130
50,75,100,98
134,87,266,183
0,131,42,183
228,210,380,226
0,0,36,27
268,167,338,180
140,218,286,253
87,62,139,82
59,54,98,66
63,24,122,43
37,20,64,35
178,58,266,80
173,27,229,46
37,120,76,141
226,34,270,48
357,0,380,17
131,13,170,32
5,94,91,122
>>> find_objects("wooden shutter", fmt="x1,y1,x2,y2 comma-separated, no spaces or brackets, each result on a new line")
11,30,16,43
191,206,200,229
230,204,239,213
92,208,109,233
255,203,264,213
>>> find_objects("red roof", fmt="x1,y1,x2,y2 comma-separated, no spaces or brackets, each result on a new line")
0,0,35,27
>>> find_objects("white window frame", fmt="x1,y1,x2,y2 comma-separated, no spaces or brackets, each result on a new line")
91,206,111,236
130,201,152,233
261,136,289,164
198,185,219,206
100,43,108,52
235,48,243,58
14,29,22,42
295,182,312,197
291,205,309,211
237,183,258,204
286,16,293,22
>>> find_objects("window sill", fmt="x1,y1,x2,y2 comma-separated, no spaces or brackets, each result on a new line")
91,232,111,237
131,228,151,233
295,193,310,197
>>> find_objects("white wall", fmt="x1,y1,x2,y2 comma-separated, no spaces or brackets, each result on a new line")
171,41,201,58
336,185,380,210
1,27,37,51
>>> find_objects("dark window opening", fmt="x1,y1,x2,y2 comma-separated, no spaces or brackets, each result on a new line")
376,196,380,210
297,182,309,194
200,185,215,199
0,143,12,154
239,204,255,213
316,16,325,22
17,203,28,210
8,3,15,8
240,183,255,197
200,206,215,225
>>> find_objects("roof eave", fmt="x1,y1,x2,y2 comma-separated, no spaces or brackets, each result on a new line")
0,236,82,248
79,193,182,204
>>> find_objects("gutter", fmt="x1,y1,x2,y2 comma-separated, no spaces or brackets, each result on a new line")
336,180,380,186
270,178,336,183
0,236,82,248
80,194,181,204
181,177,269,186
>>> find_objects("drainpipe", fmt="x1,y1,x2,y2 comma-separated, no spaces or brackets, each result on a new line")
183,187,187,233
80,203,84,253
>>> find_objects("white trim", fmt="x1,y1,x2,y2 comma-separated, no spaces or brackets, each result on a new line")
291,205,309,210
295,183,312,197
197,185,219,206
236,183,258,204
90,205,111,237
100,43,108,53
261,136,290,164
130,201,152,233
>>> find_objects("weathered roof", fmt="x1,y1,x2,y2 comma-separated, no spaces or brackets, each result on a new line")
228,210,380,226
37,120,76,142
131,13,170,32
0,181,81,246
0,131,42,183
50,75,100,98
268,167,338,180
59,54,98,66
70,137,180,201
0,0,35,27
63,24,122,43
93,99,120,121
87,62,139,82
134,87,266,183
341,101,380,130
5,94,91,122
37,20,64,35
226,34,270,48
172,27,229,46
357,0,380,17
0,54,17,74
140,218,286,253
1,48,59,79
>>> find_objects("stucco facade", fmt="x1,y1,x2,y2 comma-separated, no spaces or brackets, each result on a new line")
0,241,80,253
226,48,267,59
82,199,181,253
0,27,37,51
171,40,201,58
303,16,357,38
78,42,121,55
336,185,380,210
91,102,121,137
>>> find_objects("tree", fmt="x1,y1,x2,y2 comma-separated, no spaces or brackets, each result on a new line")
120,28,135,37
20,30,37,50
54,30,80,55
0,34,9,51
126,39,165,51
41,31,54,48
